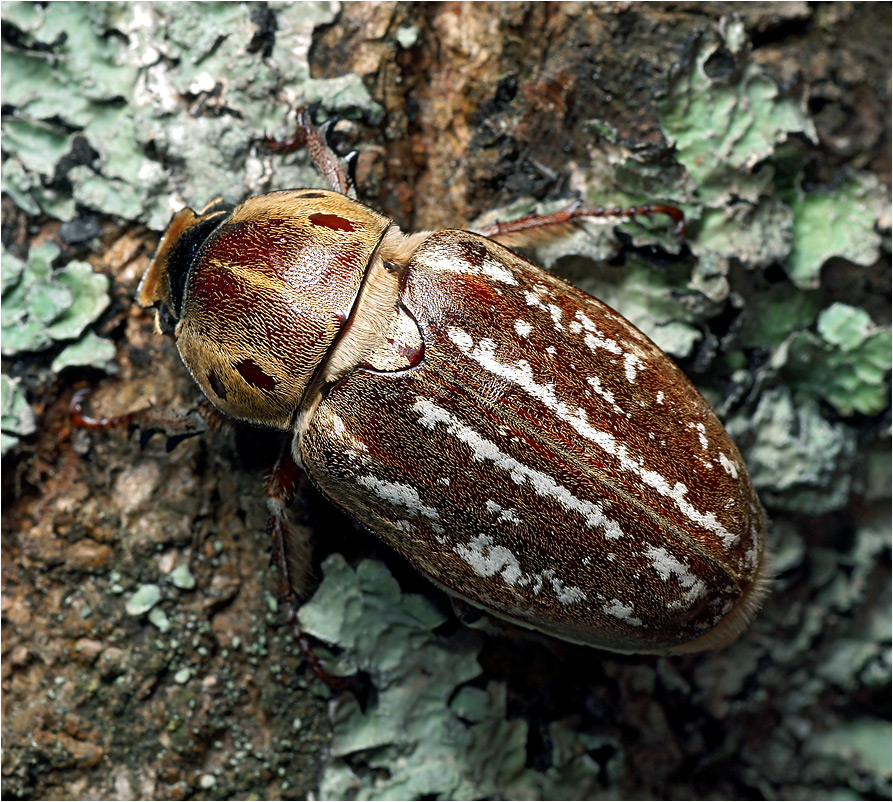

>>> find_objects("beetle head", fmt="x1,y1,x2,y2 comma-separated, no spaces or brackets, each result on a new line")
138,199,234,334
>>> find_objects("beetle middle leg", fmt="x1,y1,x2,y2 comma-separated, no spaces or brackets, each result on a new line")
265,441,354,687
264,440,311,604
473,199,686,246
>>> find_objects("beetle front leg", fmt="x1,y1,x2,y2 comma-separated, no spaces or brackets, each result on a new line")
473,200,686,247
70,387,217,451
264,105,359,200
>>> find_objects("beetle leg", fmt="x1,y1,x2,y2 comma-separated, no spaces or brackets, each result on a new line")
473,200,686,246
263,106,358,200
264,442,354,688
70,387,217,451
264,439,311,602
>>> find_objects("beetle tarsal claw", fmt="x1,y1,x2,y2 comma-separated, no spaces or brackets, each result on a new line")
304,100,323,122
344,150,360,191
318,116,340,142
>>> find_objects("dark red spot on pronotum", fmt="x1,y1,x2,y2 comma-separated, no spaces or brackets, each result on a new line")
299,191,327,199
309,212,355,232
207,370,228,400
235,359,276,391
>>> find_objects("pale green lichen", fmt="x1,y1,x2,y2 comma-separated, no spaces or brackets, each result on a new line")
125,584,162,617
727,388,856,514
2,1,381,230
51,330,117,373
660,36,814,206
782,303,892,416
173,667,193,684
395,24,419,49
811,719,892,788
302,555,625,801
169,564,197,591
657,17,814,290
148,607,171,634
1,374,37,454
1,242,110,359
737,282,821,350
658,18,887,295
785,173,888,289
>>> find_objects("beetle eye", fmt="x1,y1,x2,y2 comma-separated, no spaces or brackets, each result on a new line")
157,303,179,335
166,210,233,317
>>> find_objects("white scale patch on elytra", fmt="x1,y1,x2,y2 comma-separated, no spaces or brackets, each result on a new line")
446,327,739,549
320,410,369,462
482,257,518,286
536,570,587,605
624,352,644,383
718,452,739,479
523,287,565,332
413,396,624,538
513,319,532,338
573,311,622,355
427,253,518,286
453,536,588,606
602,598,643,626
645,544,708,608
455,534,522,585
741,503,764,571
587,375,626,416
484,499,521,525
743,541,760,571
688,421,709,450
449,327,474,351
358,475,440,520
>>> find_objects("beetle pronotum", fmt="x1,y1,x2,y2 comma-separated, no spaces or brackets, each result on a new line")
73,109,768,656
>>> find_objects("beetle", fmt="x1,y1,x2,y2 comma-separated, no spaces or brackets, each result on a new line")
72,109,768,656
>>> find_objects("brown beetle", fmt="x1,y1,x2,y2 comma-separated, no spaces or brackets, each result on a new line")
74,110,768,655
